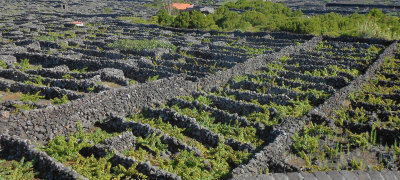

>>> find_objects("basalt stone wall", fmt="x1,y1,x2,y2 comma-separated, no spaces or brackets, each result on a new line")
0,35,319,143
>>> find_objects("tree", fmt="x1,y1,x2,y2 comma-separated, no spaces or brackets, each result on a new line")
157,9,174,26
190,11,214,29
173,11,191,28
241,10,266,26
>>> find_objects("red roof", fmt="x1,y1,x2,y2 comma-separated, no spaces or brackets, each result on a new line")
172,3,192,10
72,21,83,24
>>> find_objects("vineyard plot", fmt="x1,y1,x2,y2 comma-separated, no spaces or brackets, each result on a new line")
0,8,309,114
283,48,400,172
24,39,392,179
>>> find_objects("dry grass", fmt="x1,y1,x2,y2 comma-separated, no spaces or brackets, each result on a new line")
0,91,22,101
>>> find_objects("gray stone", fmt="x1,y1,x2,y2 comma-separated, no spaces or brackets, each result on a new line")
26,41,41,51
339,170,358,180
380,170,399,180
0,55,17,64
253,174,275,180
392,171,400,179
313,171,332,180
326,171,345,180
300,172,317,180
272,173,289,180
368,171,384,180
353,170,371,180
286,172,303,180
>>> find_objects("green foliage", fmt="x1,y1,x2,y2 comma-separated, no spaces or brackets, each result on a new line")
62,74,73,79
37,35,58,42
138,133,168,155
41,126,126,179
173,11,191,28
0,158,37,179
147,75,159,82
278,56,291,63
189,11,214,29
20,91,44,102
171,105,263,146
0,60,7,69
13,104,35,113
119,16,156,25
350,158,365,170
232,74,248,82
292,133,319,154
328,65,359,77
128,114,190,144
24,75,46,86
195,95,213,106
109,39,176,52
103,7,112,14
129,79,136,85
202,38,211,43
15,58,33,72
241,10,267,27
113,163,147,179
347,130,369,149
87,85,95,92
156,9,174,26
126,113,252,179
156,0,400,40
71,67,88,73
51,94,70,105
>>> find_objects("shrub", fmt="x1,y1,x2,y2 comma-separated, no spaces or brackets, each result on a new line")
156,0,400,40
0,60,7,69
173,11,191,28
0,158,37,179
292,133,319,154
51,94,70,105
24,75,46,86
20,91,44,102
156,9,174,26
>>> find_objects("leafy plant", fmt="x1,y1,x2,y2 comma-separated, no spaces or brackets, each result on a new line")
0,60,7,69
51,94,70,105
62,74,73,79
71,67,88,73
292,133,319,154
129,80,136,85
13,104,35,114
0,158,37,179
20,91,44,102
147,75,159,82
15,58,32,72
87,85,95,92
24,75,46,86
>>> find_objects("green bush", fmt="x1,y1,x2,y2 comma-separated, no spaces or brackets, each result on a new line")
292,133,319,154
20,91,44,102
156,0,400,40
51,94,70,105
0,158,37,179
173,11,191,28
156,9,174,26
0,60,7,69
